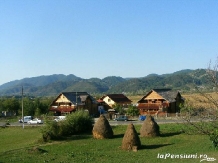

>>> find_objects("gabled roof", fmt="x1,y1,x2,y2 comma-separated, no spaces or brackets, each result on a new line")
138,89,182,103
101,94,132,103
52,92,96,105
155,89,180,102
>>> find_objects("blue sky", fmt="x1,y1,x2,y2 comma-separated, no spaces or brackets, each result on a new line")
0,0,218,85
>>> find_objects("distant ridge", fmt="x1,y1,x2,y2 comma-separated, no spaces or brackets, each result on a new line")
0,69,211,96
0,74,81,90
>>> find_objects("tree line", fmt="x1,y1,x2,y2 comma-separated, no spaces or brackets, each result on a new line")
0,96,53,117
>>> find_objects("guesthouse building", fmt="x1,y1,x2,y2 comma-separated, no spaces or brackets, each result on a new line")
49,92,98,116
99,94,132,110
137,89,184,115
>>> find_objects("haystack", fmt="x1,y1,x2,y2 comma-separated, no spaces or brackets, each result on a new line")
92,115,113,139
140,114,160,137
121,123,141,151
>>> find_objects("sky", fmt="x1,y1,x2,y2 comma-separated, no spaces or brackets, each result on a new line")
0,0,218,85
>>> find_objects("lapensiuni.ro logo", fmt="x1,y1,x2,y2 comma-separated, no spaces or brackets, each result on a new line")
157,153,216,162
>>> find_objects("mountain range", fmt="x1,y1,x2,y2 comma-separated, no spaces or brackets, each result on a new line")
0,69,211,97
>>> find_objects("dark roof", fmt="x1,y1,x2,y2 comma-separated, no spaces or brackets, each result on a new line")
54,92,96,105
102,94,132,103
155,90,179,102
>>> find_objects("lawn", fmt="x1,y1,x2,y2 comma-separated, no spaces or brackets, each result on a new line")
0,123,217,163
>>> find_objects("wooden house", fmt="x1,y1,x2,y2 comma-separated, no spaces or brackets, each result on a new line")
97,94,132,119
137,89,184,115
49,92,98,116
99,94,132,110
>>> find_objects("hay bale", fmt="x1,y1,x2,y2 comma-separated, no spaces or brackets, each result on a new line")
92,115,113,139
121,123,141,151
140,114,160,137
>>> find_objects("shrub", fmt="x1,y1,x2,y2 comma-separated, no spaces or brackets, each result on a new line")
64,110,93,135
126,105,139,116
41,110,93,141
41,120,63,141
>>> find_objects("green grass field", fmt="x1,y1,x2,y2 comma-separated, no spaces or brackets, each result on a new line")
0,124,217,163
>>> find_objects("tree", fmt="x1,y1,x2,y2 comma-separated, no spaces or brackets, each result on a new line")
33,97,50,116
181,59,218,149
22,97,35,116
2,97,20,115
114,104,125,115
35,108,41,117
126,105,139,116
17,96,51,116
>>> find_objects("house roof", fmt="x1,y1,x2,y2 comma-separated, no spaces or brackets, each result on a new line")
156,90,179,102
52,92,96,105
138,89,182,103
101,94,132,103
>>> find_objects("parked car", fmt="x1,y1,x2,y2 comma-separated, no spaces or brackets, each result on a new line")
27,118,43,124
54,116,66,122
114,115,128,121
138,115,154,121
19,116,33,123
139,115,146,121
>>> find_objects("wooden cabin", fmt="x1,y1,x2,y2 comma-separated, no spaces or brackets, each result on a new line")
99,94,132,109
137,89,184,115
97,94,132,119
49,92,98,116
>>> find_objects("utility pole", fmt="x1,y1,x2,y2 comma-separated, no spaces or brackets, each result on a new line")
76,92,77,110
22,86,24,129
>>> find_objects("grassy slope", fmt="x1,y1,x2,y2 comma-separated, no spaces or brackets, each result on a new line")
0,127,42,153
0,124,217,163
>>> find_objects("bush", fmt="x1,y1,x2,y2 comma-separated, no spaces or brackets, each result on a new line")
41,120,62,141
63,110,93,135
180,60,218,150
181,102,218,149
41,110,93,141
126,105,139,116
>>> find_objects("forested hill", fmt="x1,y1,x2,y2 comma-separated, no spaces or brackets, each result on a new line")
0,69,212,96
